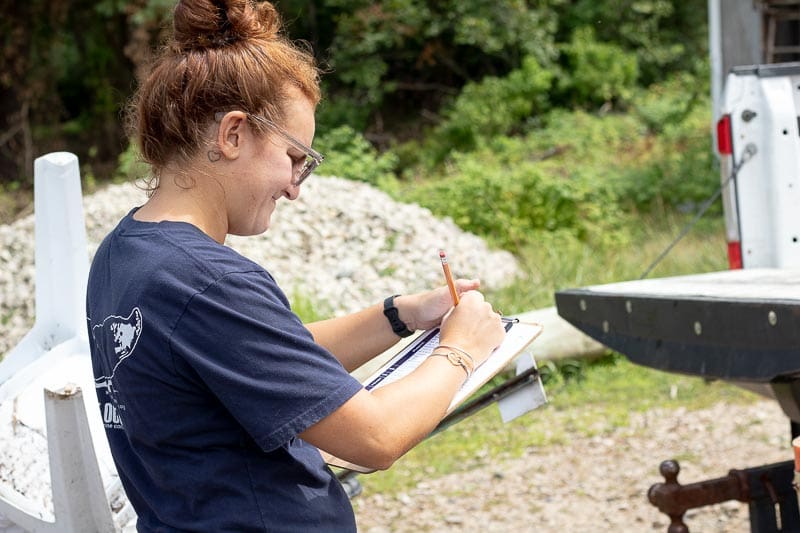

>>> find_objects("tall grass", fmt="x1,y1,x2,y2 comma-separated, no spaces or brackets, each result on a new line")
486,212,728,314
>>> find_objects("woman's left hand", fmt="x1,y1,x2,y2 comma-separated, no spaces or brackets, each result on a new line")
398,279,481,332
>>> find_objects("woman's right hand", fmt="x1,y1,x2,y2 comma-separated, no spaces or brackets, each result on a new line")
303,289,507,471
437,290,506,368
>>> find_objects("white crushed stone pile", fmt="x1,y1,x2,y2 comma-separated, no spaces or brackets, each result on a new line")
2,175,519,356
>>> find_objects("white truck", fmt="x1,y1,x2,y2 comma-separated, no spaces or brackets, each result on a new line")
556,2,800,531
709,0,800,271
715,61,800,270
557,61,800,530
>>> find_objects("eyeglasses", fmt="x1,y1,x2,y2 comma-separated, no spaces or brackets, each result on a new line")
215,111,324,186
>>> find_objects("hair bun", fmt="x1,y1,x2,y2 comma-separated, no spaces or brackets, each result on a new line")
172,0,281,51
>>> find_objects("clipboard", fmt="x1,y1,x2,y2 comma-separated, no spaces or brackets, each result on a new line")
322,319,543,473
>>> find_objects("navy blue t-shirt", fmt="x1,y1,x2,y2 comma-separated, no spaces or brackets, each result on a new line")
86,209,363,532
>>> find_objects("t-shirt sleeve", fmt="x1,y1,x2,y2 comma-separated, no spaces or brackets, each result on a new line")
169,270,363,451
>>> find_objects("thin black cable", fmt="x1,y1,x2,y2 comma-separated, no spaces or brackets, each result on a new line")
639,143,757,280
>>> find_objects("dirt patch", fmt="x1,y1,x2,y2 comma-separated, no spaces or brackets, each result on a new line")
353,400,792,532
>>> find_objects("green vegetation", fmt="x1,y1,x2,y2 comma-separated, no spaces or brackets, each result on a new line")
287,289,333,323
313,125,399,189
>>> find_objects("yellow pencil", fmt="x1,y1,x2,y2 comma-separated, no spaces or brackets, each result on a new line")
439,249,459,306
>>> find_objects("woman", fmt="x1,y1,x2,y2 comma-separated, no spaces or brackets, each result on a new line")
86,0,506,530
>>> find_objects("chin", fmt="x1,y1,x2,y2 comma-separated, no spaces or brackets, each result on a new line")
230,217,271,237
244,224,271,237
256,216,273,235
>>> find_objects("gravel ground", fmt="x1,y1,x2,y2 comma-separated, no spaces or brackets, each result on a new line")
352,399,793,532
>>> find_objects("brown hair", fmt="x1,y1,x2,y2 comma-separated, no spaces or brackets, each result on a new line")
129,0,321,179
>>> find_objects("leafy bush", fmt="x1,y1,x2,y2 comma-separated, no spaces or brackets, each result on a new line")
439,56,554,146
401,55,556,170
558,27,639,108
323,0,560,125
551,0,707,87
313,125,399,188
403,138,625,252
520,108,646,168
614,71,718,213
632,67,709,134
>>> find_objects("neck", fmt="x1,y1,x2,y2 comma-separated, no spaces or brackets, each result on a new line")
135,164,229,243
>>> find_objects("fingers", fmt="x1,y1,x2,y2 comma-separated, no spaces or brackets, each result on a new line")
441,291,506,358
456,288,489,307
454,278,480,294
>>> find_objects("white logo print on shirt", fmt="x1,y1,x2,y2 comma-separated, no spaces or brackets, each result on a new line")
93,307,143,394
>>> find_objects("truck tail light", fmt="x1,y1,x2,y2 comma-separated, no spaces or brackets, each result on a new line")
727,241,743,269
717,114,732,155
717,113,742,269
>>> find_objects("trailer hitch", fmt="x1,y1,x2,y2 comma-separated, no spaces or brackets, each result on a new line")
648,459,798,532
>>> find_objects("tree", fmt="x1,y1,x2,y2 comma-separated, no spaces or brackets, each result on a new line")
0,0,171,187
552,0,708,86
309,0,560,139
0,1,68,184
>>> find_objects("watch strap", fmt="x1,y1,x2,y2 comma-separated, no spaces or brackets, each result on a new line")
383,294,414,338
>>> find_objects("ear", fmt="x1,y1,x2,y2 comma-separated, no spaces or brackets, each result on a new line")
216,111,248,160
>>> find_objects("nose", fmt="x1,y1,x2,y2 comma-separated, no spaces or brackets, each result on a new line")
284,182,301,201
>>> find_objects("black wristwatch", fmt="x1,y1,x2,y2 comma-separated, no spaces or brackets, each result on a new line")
383,295,414,338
